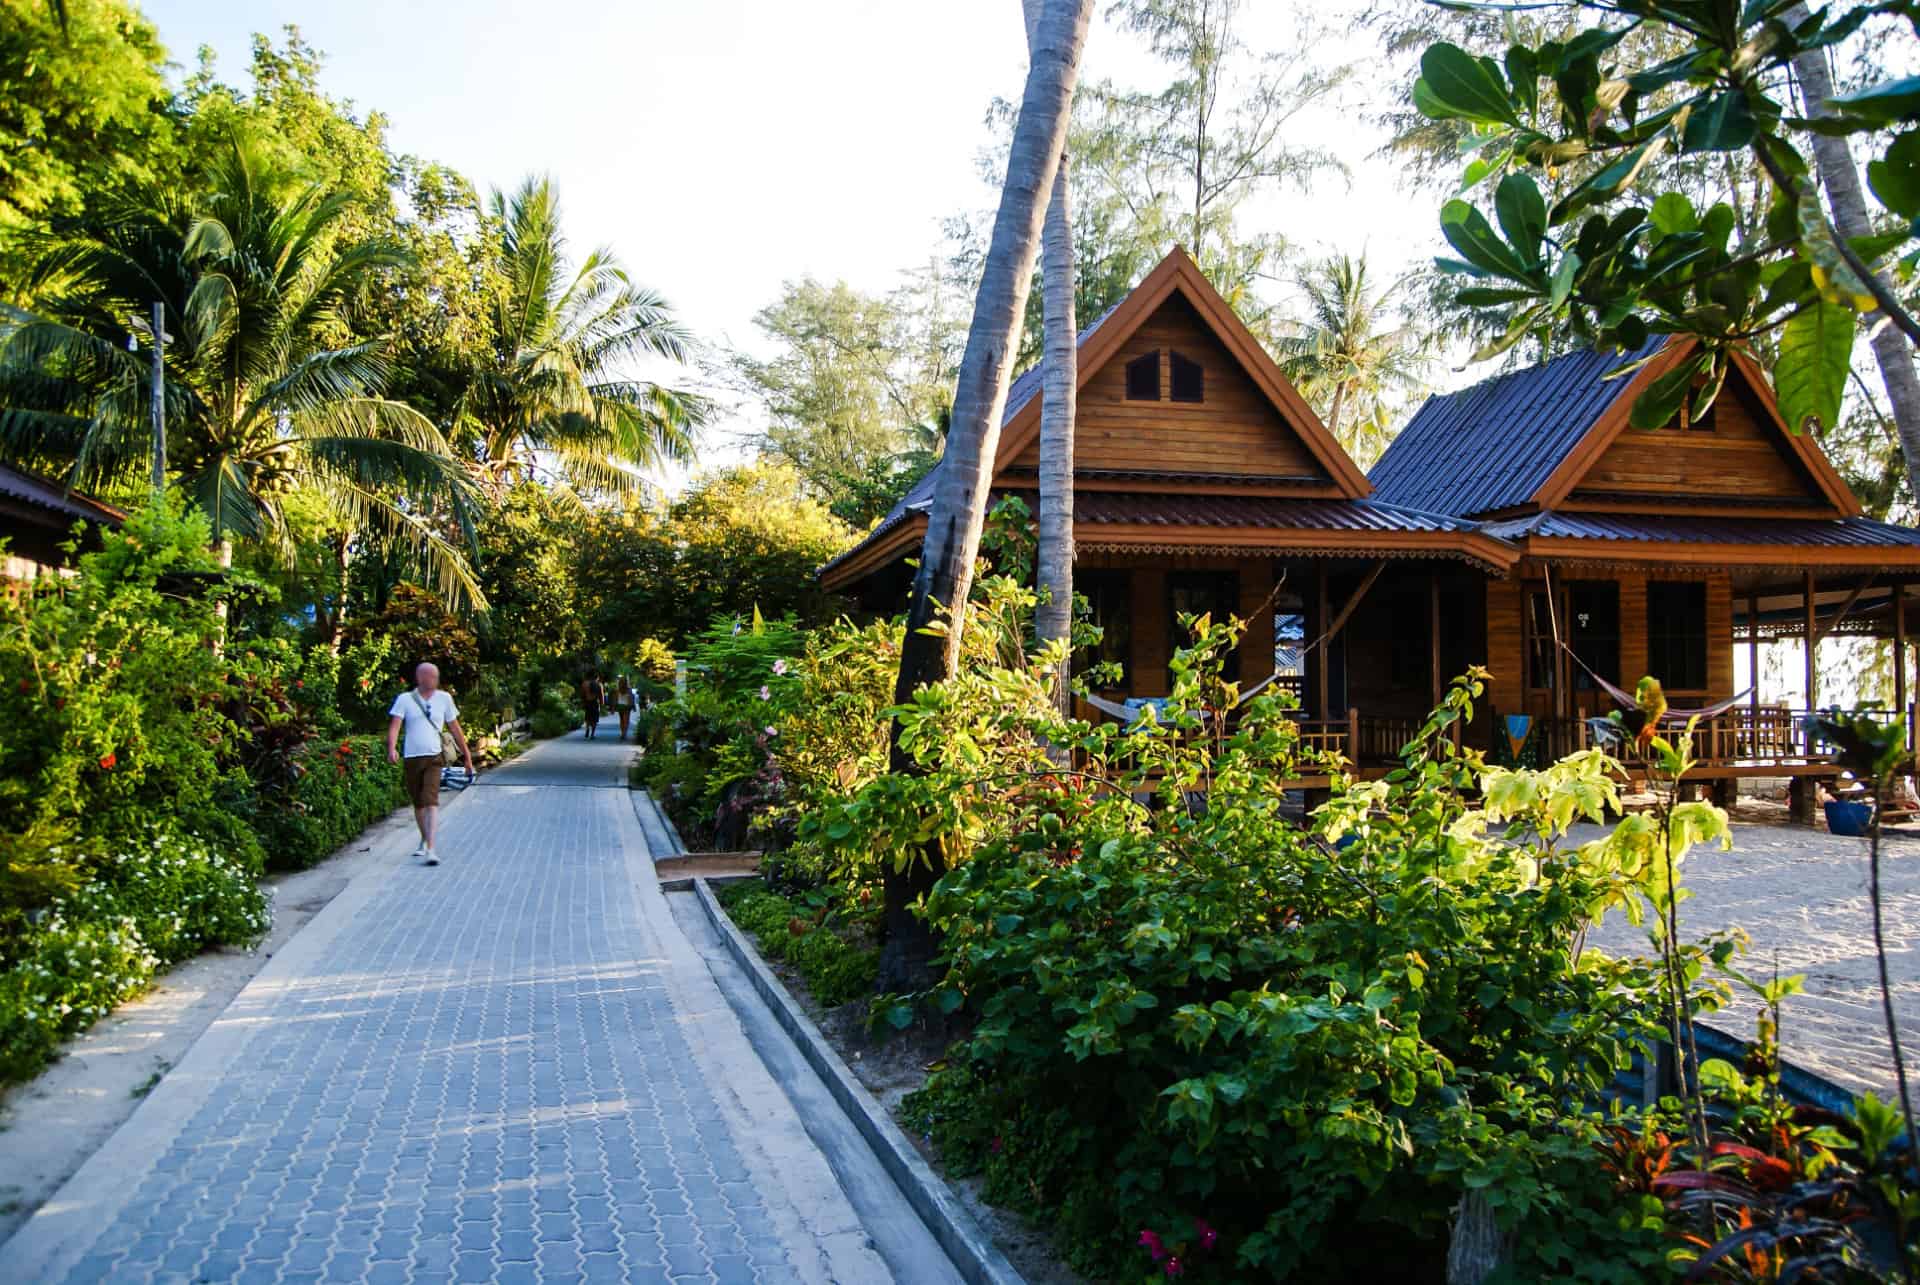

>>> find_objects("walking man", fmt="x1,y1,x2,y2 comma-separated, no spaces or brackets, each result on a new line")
387,662,474,866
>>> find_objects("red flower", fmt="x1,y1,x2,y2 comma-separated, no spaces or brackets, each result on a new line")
98,752,117,770
338,741,353,755
294,680,304,689
16,678,27,692
1165,1257,1184,1278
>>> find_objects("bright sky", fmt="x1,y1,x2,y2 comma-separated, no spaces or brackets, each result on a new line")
138,0,1432,473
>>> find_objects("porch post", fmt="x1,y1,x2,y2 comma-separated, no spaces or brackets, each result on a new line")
1316,564,1330,720
1804,570,1818,715
1429,574,1443,710
1747,591,1760,719
1896,577,1909,743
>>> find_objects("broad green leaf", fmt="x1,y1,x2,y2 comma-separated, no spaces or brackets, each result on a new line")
1868,130,1920,219
1548,250,1582,308
1776,298,1854,434
1628,352,1706,429
1827,76,1920,128
1418,44,1522,126
1495,172,1548,263
1648,191,1698,237
1683,90,1757,152
1440,199,1536,280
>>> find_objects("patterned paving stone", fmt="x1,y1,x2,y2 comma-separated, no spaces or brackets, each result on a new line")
20,729,891,1283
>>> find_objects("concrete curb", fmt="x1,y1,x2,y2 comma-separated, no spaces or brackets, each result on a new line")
631,787,688,855
692,878,1024,1285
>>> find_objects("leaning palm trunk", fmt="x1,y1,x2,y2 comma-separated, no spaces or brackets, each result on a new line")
1023,0,1080,716
879,0,1095,989
1786,4,1920,503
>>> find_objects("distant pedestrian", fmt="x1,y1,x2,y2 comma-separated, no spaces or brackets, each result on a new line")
581,671,604,738
613,675,635,740
387,662,473,866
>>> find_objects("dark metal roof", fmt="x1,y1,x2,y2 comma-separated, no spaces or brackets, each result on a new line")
1483,511,1920,549
1066,492,1478,534
0,463,125,529
1367,340,1662,518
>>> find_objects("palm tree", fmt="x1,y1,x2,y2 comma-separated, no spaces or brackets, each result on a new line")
1024,0,1080,713
0,136,486,608
455,177,707,498
1276,254,1428,468
881,0,1096,987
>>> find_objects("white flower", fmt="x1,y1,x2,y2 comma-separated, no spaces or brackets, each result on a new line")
764,725,778,738
758,686,770,701
772,660,788,676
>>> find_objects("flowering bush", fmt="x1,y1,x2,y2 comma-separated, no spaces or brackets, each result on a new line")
0,824,268,1083
246,734,406,872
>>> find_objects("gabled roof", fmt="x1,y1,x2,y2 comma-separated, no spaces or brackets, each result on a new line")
1369,338,1861,520
1368,340,1660,518
991,247,1372,496
820,248,1378,589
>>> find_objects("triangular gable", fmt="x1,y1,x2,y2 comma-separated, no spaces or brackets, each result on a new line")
1533,338,1859,518
992,248,1372,499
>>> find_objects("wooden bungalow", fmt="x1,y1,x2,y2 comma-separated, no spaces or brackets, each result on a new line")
820,249,1920,804
0,462,124,583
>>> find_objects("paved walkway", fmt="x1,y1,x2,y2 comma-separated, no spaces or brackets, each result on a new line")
0,728,894,1284
1584,821,1920,1103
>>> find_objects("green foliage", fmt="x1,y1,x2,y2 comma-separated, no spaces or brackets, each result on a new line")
719,884,877,1009
247,734,405,872
574,464,855,650
1410,2,1920,423
528,683,581,740
0,0,176,273
635,613,804,846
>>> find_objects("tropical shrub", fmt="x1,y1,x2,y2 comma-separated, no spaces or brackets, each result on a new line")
247,734,406,872
635,613,804,846
0,823,269,1083
528,682,581,739
719,883,878,1009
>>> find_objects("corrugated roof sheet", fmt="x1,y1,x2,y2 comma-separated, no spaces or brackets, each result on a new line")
1067,492,1477,533
0,463,125,527
1368,339,1662,518
1484,511,1920,548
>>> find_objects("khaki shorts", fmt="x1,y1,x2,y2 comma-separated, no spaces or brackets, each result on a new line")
404,755,443,807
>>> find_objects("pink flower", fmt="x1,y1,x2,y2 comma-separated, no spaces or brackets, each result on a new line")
764,725,777,738
990,1135,1003,1154
1138,1230,1164,1262
772,659,788,676
758,685,770,701
1165,1256,1184,1277
1194,1219,1217,1251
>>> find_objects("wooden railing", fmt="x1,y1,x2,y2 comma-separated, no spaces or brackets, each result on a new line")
1574,706,1914,770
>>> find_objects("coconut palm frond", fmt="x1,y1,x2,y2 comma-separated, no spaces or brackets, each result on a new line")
184,454,270,545
327,479,489,614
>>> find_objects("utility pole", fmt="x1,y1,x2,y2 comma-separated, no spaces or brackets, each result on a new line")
148,301,166,492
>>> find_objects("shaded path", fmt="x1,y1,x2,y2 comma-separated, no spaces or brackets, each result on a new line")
0,728,894,1284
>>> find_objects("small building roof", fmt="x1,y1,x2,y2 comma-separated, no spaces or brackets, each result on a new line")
0,463,126,530
1367,340,1660,518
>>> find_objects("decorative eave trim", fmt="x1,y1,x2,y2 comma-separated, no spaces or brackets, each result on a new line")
1520,535,1920,570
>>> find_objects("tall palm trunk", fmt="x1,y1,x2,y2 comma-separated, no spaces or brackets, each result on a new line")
1786,4,1920,506
1024,0,1079,713
879,0,1094,989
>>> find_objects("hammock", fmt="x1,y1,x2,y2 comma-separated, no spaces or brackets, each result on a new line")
1082,670,1283,726
1540,564,1752,723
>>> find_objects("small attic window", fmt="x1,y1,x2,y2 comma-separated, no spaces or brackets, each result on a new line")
1125,351,1160,401
1169,350,1203,403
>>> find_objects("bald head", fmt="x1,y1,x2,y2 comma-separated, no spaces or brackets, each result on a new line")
415,662,440,693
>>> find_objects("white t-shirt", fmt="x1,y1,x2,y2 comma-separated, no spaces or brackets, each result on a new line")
389,688,459,759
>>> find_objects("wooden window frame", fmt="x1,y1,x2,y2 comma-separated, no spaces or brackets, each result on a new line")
1169,349,1204,403
1124,351,1161,401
